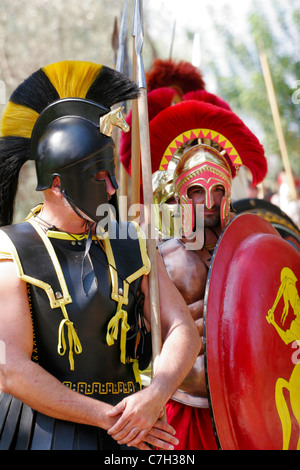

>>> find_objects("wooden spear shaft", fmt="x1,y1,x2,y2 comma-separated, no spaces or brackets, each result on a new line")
138,87,162,367
111,17,120,183
130,29,141,211
259,50,297,200
117,1,129,221
134,0,162,371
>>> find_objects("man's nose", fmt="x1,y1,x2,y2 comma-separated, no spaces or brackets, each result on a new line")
206,191,215,209
105,176,116,196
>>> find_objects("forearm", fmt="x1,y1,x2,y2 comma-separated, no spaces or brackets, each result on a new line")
0,358,115,430
178,354,207,397
0,263,116,431
174,313,206,396
150,318,201,405
106,258,201,447
105,315,200,446
1,358,179,451
145,256,201,405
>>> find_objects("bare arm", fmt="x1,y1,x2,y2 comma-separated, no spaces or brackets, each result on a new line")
107,252,201,446
158,240,208,398
0,260,116,428
178,301,207,397
148,254,202,401
0,260,178,450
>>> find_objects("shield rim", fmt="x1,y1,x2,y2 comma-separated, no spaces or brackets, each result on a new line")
233,197,300,248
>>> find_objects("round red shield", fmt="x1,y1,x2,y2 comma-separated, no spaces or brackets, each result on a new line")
204,213,300,450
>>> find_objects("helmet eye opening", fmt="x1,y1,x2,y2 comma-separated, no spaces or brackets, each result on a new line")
187,186,205,199
93,170,109,181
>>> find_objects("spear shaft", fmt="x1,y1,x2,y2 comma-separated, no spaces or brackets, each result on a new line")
130,0,141,209
134,0,162,371
114,0,130,220
259,49,297,200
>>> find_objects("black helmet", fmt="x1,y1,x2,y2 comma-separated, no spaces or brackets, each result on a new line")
32,98,117,223
0,60,139,225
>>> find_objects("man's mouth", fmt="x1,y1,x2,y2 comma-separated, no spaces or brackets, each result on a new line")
204,209,217,215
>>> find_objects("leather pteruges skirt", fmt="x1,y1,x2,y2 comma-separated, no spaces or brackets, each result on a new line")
0,393,122,450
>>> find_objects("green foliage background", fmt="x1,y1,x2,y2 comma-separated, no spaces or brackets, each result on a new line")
205,0,300,184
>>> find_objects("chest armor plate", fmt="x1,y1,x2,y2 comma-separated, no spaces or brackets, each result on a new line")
0,219,150,404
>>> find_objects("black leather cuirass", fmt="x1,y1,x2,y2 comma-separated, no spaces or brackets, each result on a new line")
0,219,151,406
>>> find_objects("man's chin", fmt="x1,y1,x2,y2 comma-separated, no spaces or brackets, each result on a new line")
204,215,220,228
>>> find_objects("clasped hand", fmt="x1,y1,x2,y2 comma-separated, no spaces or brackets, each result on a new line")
106,388,178,450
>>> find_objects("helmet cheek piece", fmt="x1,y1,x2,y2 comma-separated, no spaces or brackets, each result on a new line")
220,194,231,230
60,178,110,224
152,170,178,238
206,183,231,230
179,194,195,238
154,199,179,239
162,203,180,238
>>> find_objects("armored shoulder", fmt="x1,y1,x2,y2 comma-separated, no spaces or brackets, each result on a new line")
0,221,72,309
0,225,16,261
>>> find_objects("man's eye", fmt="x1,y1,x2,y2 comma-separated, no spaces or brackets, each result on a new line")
192,188,203,194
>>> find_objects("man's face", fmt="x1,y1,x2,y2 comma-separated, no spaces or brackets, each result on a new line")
187,184,225,228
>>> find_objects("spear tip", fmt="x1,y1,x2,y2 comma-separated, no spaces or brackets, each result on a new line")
112,17,119,65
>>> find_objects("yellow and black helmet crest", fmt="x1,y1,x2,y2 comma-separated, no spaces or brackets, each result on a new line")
0,60,139,226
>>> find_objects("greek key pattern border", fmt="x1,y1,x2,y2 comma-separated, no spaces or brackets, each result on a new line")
63,380,136,395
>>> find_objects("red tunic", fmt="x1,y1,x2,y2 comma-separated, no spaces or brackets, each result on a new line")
166,399,218,450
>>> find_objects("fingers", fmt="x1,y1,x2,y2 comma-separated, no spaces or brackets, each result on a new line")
143,423,179,450
107,394,161,440
110,424,147,445
107,414,131,437
112,420,179,451
142,431,179,451
195,317,203,336
106,400,126,417
125,426,179,451
106,393,177,449
108,416,146,444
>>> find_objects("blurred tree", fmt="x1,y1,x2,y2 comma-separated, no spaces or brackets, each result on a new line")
205,0,300,184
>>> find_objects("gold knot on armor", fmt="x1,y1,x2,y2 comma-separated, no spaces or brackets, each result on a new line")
57,302,82,370
106,299,130,364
